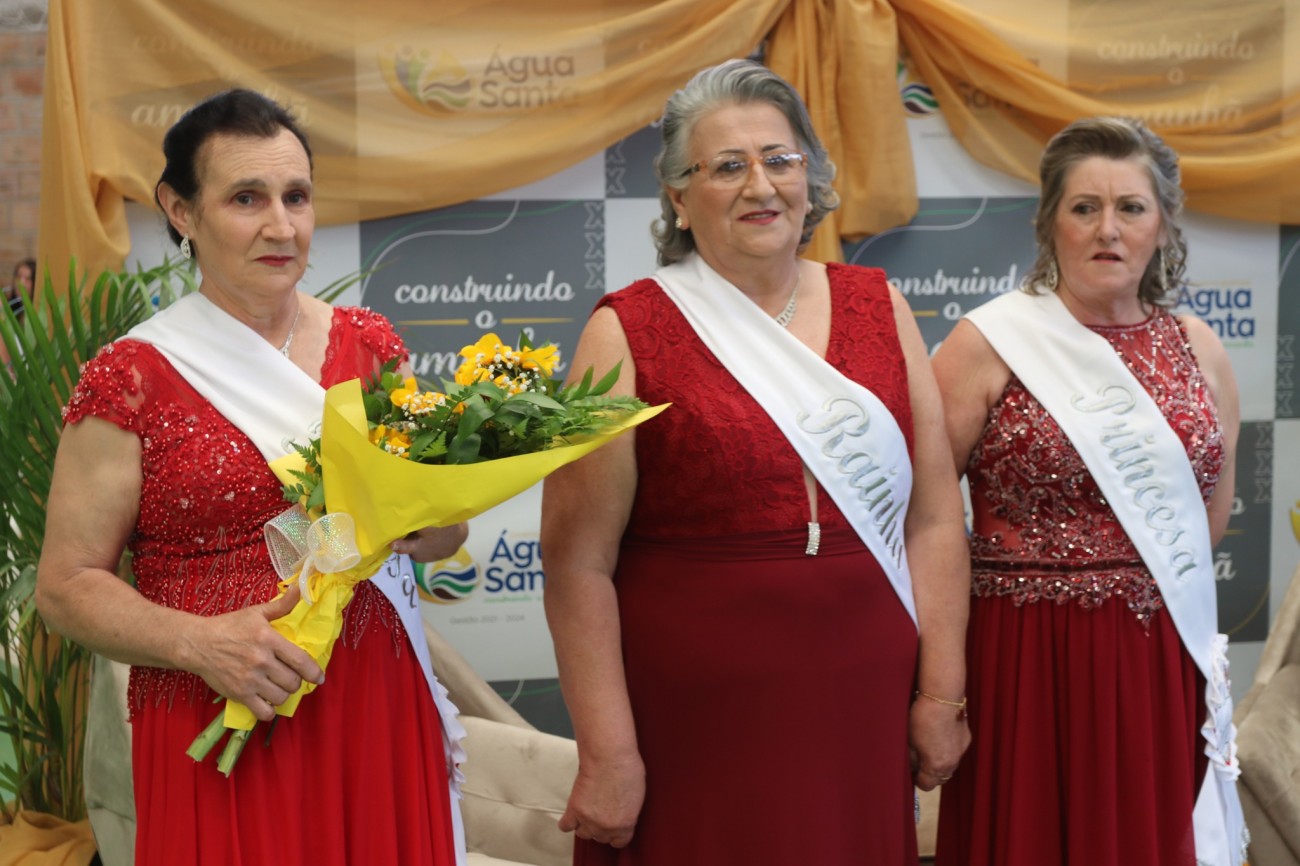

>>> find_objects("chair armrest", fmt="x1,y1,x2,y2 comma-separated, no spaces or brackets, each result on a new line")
425,621,532,729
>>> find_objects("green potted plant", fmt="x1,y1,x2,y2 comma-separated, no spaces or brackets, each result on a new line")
0,259,195,857
0,258,364,863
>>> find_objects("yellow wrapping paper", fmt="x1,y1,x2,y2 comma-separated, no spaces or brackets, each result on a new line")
214,377,667,732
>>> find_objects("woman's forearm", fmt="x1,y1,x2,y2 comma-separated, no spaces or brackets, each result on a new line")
545,568,640,762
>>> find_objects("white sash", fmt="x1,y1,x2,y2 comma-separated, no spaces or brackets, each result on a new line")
127,292,324,460
128,293,468,860
654,253,917,625
966,289,1247,866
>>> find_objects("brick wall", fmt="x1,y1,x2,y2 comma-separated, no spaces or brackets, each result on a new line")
0,6,45,285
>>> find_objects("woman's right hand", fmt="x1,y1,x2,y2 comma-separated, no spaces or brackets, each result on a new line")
184,585,325,722
558,753,646,848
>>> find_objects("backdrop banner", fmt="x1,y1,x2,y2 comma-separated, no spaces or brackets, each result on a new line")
101,0,1300,723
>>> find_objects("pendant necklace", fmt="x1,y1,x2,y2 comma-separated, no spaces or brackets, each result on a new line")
774,271,801,328
279,305,302,357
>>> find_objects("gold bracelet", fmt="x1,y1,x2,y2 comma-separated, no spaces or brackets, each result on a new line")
914,690,968,721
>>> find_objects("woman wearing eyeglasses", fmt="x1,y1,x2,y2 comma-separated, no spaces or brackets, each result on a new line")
541,59,970,864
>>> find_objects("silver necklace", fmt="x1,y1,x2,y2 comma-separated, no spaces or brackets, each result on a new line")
279,305,301,357
774,271,801,328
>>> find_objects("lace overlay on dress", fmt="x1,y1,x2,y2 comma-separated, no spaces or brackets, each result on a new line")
599,263,914,540
967,309,1224,625
63,306,411,716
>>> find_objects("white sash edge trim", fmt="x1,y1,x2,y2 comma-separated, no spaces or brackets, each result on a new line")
653,253,917,625
965,289,1246,866
126,295,466,858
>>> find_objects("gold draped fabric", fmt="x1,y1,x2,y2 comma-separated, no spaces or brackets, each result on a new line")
891,0,1300,224
38,0,790,285
767,0,919,264
39,0,1300,283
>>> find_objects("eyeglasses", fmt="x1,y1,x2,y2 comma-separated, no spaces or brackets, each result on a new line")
680,151,809,186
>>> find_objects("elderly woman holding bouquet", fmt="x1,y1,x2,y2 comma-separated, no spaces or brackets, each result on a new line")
36,90,467,866
541,59,971,864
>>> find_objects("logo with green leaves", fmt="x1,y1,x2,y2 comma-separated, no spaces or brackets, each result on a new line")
898,60,939,116
379,47,472,116
415,547,481,604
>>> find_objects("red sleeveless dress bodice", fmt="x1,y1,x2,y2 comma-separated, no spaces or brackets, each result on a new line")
612,263,913,540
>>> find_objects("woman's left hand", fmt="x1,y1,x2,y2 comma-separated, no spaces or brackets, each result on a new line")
909,695,971,791
390,522,469,562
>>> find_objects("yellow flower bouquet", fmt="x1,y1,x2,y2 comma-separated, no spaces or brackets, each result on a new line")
187,333,666,774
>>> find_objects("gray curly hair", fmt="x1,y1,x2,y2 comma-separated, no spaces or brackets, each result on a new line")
1026,116,1187,307
651,59,839,266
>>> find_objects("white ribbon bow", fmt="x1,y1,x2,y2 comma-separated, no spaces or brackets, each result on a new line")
264,506,362,604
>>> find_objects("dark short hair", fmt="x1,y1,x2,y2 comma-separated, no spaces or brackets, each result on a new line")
652,59,839,266
1026,116,1186,307
153,89,313,248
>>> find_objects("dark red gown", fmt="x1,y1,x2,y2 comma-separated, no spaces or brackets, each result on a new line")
935,311,1220,866
576,264,921,865
64,307,457,866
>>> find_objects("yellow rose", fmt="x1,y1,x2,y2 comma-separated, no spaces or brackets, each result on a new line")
389,377,419,409
519,343,559,376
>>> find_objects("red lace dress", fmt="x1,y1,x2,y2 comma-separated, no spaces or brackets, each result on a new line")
575,264,920,866
63,307,457,866
935,312,1221,866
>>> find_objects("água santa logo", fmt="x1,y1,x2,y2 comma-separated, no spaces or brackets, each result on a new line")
898,60,939,116
416,547,480,605
379,47,472,116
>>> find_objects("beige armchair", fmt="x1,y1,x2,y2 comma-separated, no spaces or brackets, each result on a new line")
84,623,578,866
917,786,940,858
422,623,576,866
1233,561,1300,866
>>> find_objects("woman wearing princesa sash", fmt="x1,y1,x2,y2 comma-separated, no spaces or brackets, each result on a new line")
36,90,467,866
541,59,971,864
932,117,1242,865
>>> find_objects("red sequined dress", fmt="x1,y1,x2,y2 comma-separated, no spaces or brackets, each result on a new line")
575,264,920,866
63,307,457,866
935,311,1222,866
